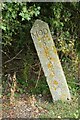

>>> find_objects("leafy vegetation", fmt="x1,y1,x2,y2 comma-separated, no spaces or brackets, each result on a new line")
38,96,79,118
1,2,80,118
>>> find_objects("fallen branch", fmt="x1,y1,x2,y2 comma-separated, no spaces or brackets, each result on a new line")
4,49,23,64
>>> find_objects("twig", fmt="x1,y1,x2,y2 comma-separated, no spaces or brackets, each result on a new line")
27,62,40,70
68,81,80,86
32,62,41,67
4,49,23,64
10,72,16,118
1,50,10,59
35,66,42,88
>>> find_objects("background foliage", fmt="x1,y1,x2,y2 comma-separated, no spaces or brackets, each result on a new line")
1,2,80,97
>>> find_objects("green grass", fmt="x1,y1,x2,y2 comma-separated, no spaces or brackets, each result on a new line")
37,94,79,118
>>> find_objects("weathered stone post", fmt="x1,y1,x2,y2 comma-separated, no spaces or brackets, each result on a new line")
30,19,71,101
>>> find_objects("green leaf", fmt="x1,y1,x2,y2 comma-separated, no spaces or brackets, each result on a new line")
0,24,6,31
37,6,40,10
22,6,27,12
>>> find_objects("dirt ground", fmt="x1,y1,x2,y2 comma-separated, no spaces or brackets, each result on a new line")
2,94,48,119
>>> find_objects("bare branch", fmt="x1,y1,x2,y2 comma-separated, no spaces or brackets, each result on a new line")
4,49,23,65
1,50,10,59
68,81,80,86
35,66,42,88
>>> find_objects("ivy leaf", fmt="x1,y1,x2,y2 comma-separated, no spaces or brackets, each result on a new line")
12,11,16,19
0,23,6,31
22,6,27,12
35,11,40,16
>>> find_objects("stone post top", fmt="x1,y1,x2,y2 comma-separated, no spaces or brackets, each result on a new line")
30,19,48,33
33,19,48,25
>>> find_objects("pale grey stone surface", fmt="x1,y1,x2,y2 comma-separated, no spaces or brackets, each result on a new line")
30,19,71,101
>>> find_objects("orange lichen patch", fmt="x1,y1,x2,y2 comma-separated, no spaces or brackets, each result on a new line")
48,37,51,40
53,80,58,85
43,51,49,57
38,42,42,47
54,87,57,91
44,47,49,52
44,52,48,57
49,72,54,77
44,34,48,38
44,34,50,40
38,37,41,41
47,63,52,69
60,93,67,100
53,46,57,54
49,57,54,61
44,47,49,56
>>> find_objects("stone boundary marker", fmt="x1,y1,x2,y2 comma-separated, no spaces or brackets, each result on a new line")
30,19,71,101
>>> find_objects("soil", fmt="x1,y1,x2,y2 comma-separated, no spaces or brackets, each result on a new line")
2,94,48,119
